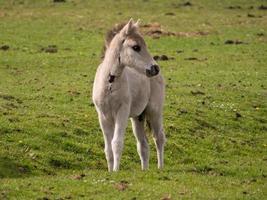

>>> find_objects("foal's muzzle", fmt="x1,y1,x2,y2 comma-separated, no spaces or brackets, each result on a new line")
146,64,160,77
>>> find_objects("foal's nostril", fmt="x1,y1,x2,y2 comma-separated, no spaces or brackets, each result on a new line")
146,65,160,77
155,65,160,73
152,64,160,75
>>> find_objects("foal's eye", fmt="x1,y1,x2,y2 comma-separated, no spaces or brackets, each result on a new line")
132,45,141,52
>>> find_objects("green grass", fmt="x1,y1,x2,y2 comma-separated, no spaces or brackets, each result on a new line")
0,0,267,199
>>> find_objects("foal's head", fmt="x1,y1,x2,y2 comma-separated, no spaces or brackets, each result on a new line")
104,19,159,77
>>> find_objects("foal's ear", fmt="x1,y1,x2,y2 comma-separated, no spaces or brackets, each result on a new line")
120,18,135,37
134,19,140,28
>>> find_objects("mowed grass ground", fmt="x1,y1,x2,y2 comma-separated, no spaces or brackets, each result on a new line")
0,0,267,199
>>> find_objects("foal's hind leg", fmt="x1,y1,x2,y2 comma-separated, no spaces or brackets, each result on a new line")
98,113,114,172
131,117,149,170
147,113,166,169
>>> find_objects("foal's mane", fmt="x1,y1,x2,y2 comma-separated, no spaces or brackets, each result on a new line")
101,23,126,59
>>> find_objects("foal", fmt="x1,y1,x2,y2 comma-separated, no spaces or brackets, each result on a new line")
92,19,166,171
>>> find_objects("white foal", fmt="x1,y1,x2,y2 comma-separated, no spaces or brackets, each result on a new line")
92,19,166,171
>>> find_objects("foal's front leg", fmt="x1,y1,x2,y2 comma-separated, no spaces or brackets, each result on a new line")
112,105,130,171
98,113,114,172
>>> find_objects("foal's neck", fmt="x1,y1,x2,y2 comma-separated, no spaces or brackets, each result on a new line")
102,48,125,82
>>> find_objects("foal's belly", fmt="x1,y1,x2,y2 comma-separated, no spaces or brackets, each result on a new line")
129,98,149,118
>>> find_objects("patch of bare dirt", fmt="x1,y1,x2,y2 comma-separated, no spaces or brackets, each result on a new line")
247,13,255,18
257,33,264,37
176,31,209,37
258,5,267,10
140,23,209,39
0,94,15,101
153,55,174,61
53,0,66,3
165,12,175,16
67,89,80,96
179,2,193,7
171,1,193,8
41,45,58,53
0,94,23,104
0,11,7,18
114,180,129,191
161,194,172,200
227,5,242,9
185,57,198,61
191,90,205,95
235,112,242,119
185,57,207,61
247,13,262,18
224,40,247,45
0,45,9,51
71,173,85,180
178,108,188,115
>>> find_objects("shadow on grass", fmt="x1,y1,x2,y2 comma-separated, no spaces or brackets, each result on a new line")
0,157,31,178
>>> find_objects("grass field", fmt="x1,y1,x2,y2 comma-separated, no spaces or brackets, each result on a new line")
0,0,267,199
